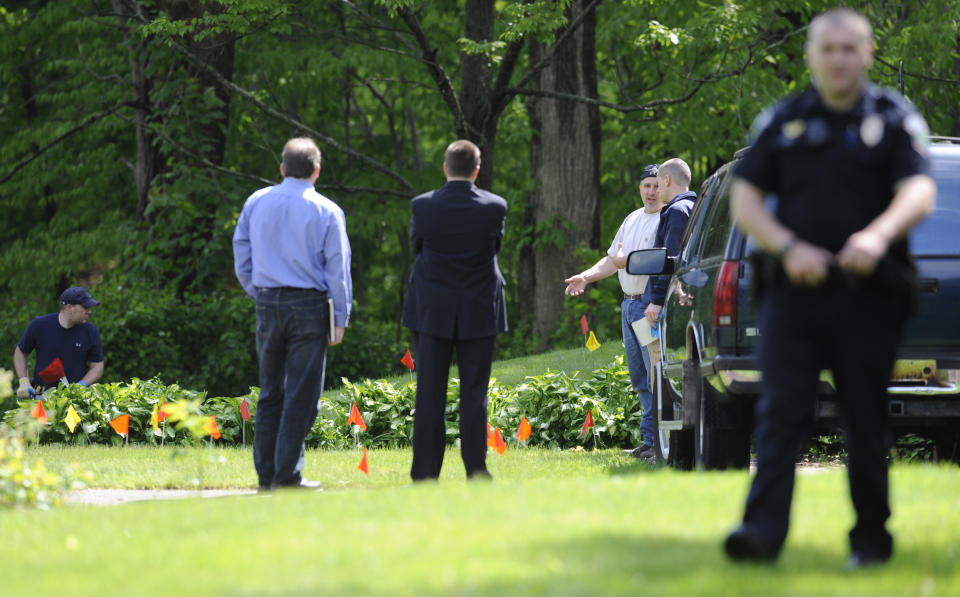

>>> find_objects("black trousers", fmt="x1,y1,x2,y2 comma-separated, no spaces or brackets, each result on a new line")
410,332,495,480
742,285,907,558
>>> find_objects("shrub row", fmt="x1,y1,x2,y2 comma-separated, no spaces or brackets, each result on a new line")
1,355,642,450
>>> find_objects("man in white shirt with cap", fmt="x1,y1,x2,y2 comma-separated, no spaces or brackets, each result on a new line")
564,163,664,459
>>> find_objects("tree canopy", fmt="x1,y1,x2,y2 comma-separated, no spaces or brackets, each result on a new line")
1,0,957,394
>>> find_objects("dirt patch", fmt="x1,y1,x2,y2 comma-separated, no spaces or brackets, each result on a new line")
66,488,257,506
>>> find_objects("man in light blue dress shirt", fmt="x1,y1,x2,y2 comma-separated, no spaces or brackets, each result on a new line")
233,137,352,490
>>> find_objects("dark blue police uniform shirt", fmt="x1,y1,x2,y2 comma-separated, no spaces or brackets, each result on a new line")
18,313,104,388
734,84,930,271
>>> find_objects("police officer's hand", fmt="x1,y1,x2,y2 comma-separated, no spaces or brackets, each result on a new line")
837,230,888,276
16,377,34,399
782,241,833,287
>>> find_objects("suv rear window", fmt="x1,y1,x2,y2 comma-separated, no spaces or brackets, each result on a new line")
911,148,960,256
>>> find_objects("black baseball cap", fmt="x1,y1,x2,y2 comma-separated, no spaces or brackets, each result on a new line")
60,286,100,307
641,164,659,181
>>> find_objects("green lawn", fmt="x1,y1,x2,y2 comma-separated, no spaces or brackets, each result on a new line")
2,446,958,596
324,341,622,397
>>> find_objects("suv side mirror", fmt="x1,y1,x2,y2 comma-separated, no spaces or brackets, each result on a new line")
626,248,674,275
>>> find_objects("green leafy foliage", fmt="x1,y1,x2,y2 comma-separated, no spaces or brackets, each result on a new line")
2,356,641,450
0,411,88,509
3,0,958,388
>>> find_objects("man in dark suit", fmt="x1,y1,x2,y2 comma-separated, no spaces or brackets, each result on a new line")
402,139,508,481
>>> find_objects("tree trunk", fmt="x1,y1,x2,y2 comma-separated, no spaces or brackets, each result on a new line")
520,0,602,350
159,0,236,168
461,0,496,189
112,0,157,222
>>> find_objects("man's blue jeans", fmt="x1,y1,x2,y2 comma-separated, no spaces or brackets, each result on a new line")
254,288,328,488
622,298,654,448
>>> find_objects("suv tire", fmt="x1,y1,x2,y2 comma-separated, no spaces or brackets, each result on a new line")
934,430,960,465
685,360,751,470
653,362,694,470
699,383,752,470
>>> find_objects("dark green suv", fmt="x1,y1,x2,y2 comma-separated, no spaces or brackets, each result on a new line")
628,139,960,470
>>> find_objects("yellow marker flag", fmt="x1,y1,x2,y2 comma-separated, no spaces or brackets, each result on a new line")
150,402,159,431
586,330,601,352
64,404,81,434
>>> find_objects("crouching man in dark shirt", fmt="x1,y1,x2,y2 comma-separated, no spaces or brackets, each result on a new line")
14,286,104,397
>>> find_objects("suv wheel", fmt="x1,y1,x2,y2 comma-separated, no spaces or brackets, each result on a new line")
653,360,694,469
698,382,752,470
684,360,751,471
934,430,960,465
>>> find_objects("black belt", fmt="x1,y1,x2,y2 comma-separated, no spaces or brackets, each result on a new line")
257,287,325,294
624,294,644,301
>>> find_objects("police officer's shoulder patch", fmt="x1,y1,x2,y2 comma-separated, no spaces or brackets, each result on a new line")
748,106,776,145
876,87,931,156
904,112,930,156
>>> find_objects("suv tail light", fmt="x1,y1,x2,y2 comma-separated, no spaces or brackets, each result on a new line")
713,260,739,328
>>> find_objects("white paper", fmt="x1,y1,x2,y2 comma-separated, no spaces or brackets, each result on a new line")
630,318,658,346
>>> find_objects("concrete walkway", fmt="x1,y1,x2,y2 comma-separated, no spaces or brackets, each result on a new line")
66,488,257,506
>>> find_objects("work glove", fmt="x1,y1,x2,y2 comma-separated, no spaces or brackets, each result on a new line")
17,377,35,398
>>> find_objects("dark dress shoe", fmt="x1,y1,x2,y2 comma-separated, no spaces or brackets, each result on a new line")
724,526,778,563
845,551,889,571
628,445,656,460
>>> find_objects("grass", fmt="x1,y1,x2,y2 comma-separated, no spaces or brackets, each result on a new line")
3,344,958,595
324,341,622,397
2,446,959,596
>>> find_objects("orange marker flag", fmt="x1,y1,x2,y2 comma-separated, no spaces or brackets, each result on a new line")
516,416,532,442
580,314,589,335
580,410,594,437
358,447,369,475
347,402,367,431
110,414,130,437
203,415,221,440
401,348,415,371
493,427,507,455
240,398,251,421
31,400,48,424
487,422,495,449
157,400,170,422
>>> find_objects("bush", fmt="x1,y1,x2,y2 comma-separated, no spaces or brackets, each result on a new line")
326,318,410,389
2,356,643,450
91,279,258,397
0,411,88,509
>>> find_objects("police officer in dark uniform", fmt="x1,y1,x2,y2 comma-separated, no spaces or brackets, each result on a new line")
724,8,936,568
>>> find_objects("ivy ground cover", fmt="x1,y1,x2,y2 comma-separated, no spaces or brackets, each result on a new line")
1,448,958,597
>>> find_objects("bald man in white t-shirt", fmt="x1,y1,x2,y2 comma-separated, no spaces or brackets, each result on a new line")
564,163,664,459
